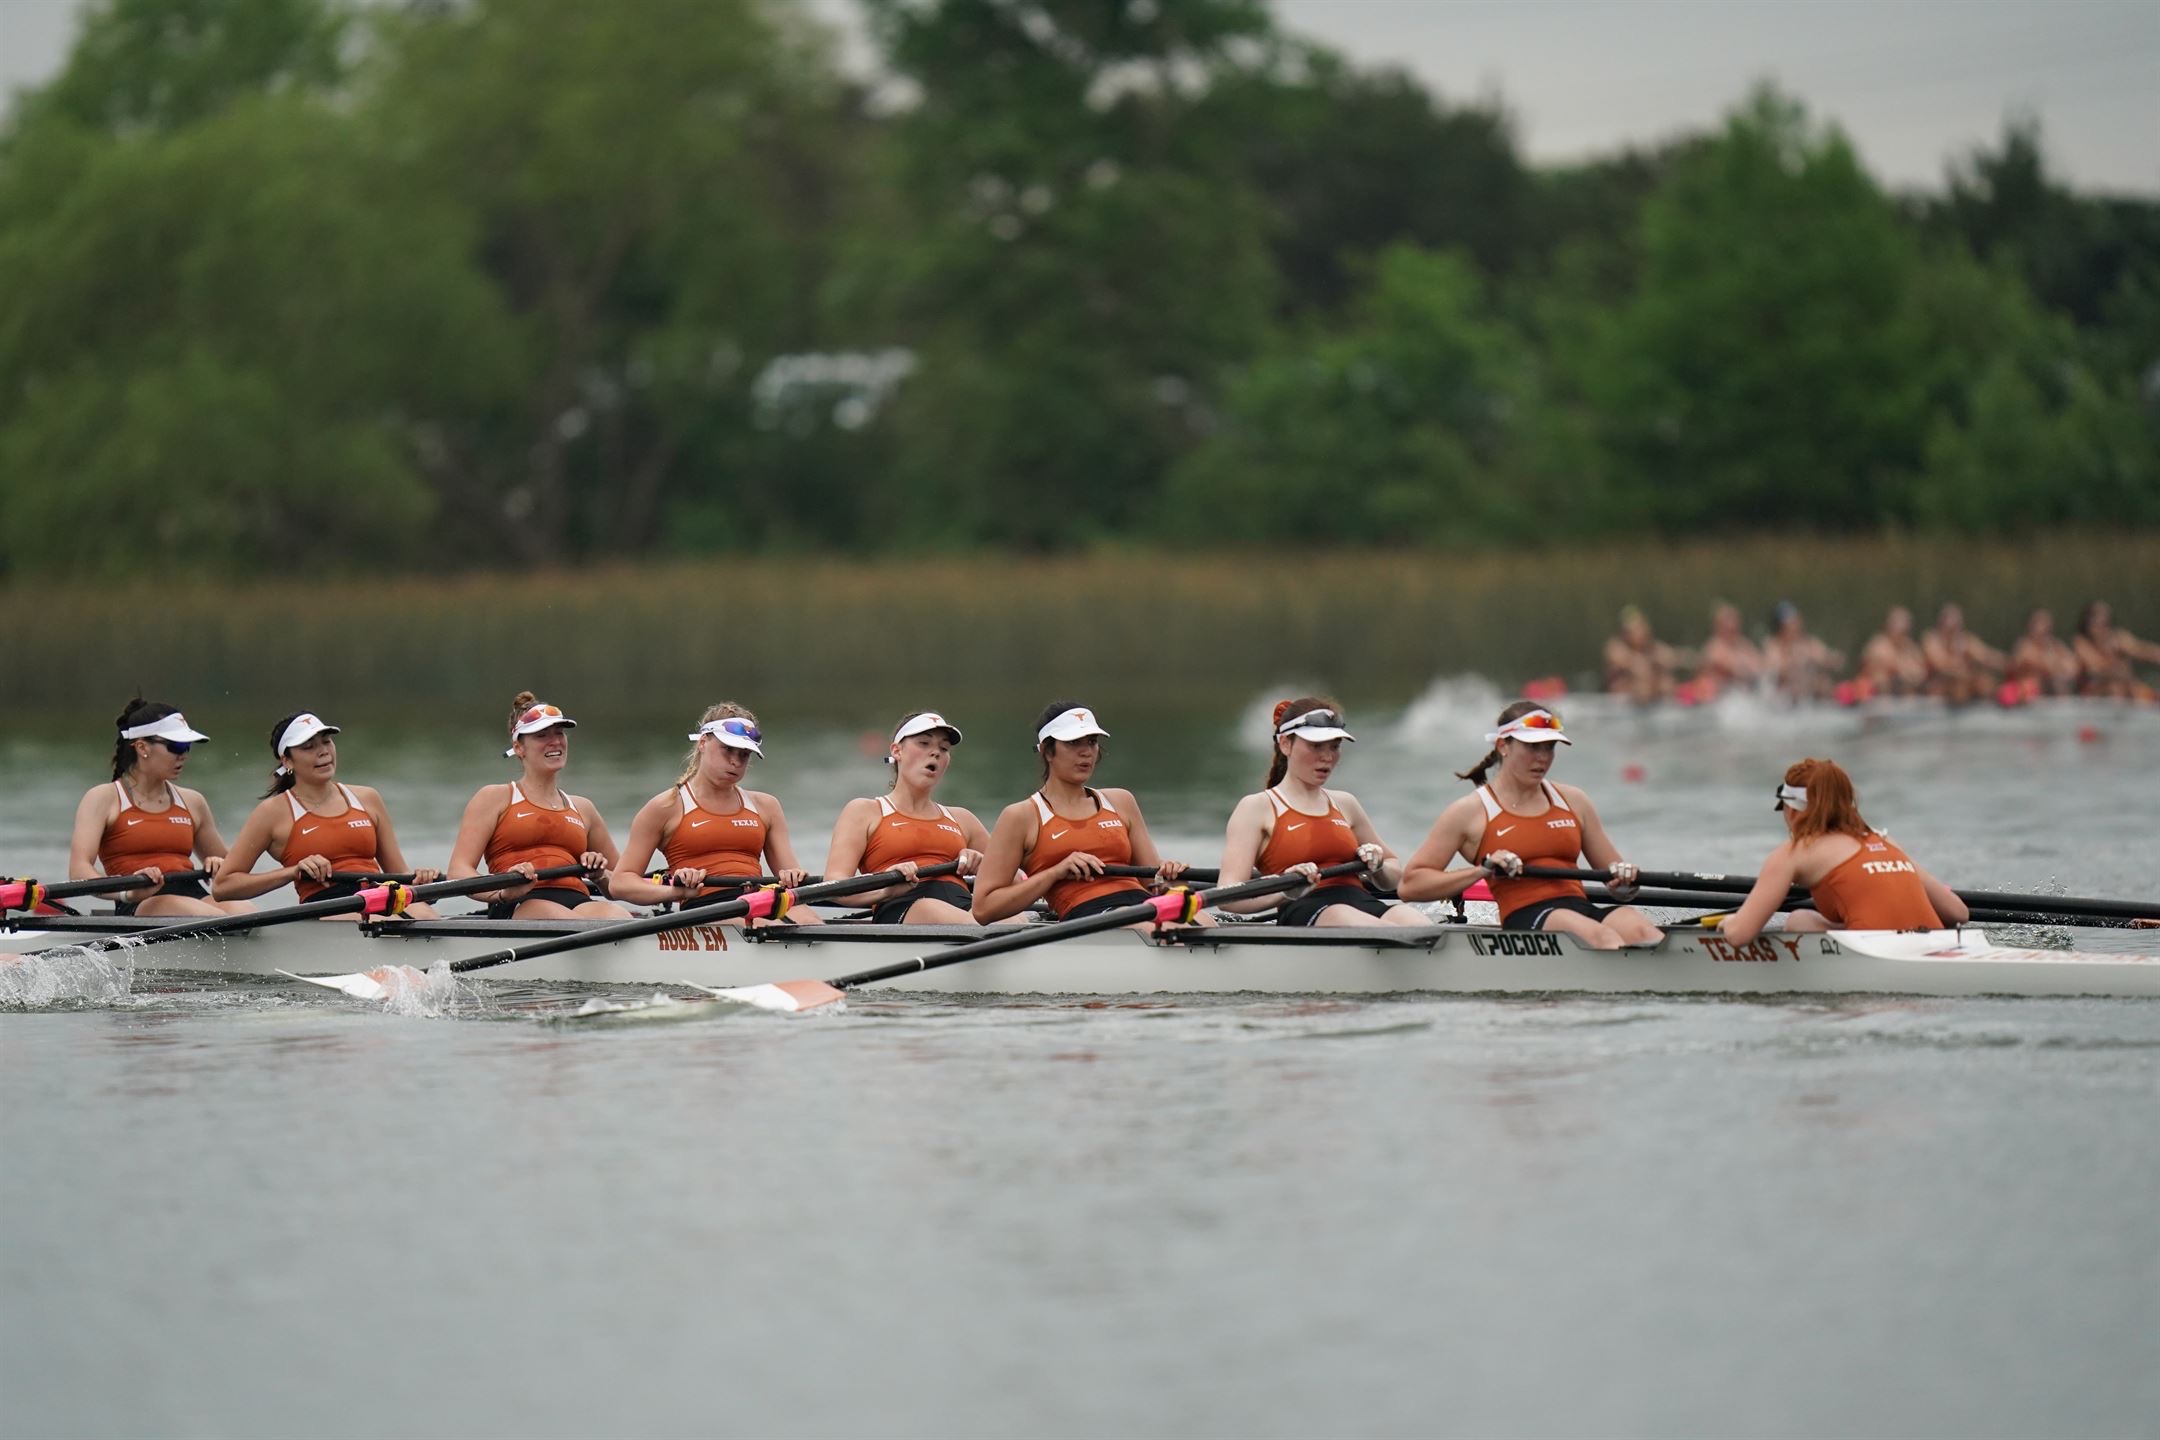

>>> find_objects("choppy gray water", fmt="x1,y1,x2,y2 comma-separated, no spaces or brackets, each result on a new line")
5,682,2158,1437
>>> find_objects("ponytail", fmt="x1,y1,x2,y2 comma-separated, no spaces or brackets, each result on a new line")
262,711,305,798
1457,699,1550,788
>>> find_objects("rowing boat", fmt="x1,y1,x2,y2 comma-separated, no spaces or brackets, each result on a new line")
6,914,2156,999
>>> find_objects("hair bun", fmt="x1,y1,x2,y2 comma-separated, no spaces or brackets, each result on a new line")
1271,699,1294,726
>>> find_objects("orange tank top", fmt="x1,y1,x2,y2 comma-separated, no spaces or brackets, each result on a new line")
484,781,592,896
1806,832,1939,930
1472,781,1586,922
1022,790,1142,919
1255,788,1361,889
98,779,197,877
279,784,380,901
661,785,766,878
862,795,966,876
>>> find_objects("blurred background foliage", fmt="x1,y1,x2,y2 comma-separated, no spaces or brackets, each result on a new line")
1,0,2156,579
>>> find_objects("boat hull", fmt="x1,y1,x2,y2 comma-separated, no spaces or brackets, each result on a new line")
6,915,2157,999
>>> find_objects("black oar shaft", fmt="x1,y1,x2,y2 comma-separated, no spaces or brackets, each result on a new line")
1523,865,2158,922
828,862,1369,991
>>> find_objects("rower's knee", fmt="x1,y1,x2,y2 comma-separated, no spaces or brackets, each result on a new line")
1580,923,1625,950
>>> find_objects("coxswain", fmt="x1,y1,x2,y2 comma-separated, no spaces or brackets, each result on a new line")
1763,602,1843,702
1856,605,1928,698
1920,603,2006,704
609,704,821,926
449,693,629,919
2006,609,2080,698
2072,601,2160,700
1398,702,1659,949
822,711,990,924
1603,606,1687,703
1215,699,1421,927
68,699,249,917
1695,602,1766,699
212,712,442,916
1716,758,1968,944
971,702,1202,927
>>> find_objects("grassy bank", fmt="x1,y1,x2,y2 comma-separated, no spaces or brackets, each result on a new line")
5,536,2154,724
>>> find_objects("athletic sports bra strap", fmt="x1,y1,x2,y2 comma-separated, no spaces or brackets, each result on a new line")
1030,792,1053,823
1264,788,1289,817
112,780,129,808
509,781,526,805
339,784,364,811
677,784,696,812
1089,787,1117,816
287,792,307,820
740,792,759,817
1542,780,1570,811
875,795,896,818
938,804,953,821
1475,785,1502,821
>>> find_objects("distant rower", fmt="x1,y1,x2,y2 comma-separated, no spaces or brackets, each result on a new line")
1716,758,1967,944
1398,702,1659,949
1603,606,1688,704
69,699,249,917
1920,603,2005,704
1855,605,1928,699
823,711,990,924
2007,609,2080,699
213,712,442,916
1695,602,1766,699
1763,602,1844,702
1215,699,1421,928
2073,600,2160,700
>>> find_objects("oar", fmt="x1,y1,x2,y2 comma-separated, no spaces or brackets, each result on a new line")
1100,864,1221,883
700,861,1371,1014
1521,866,2159,924
14,864,591,959
1,869,213,911
290,862,963,1000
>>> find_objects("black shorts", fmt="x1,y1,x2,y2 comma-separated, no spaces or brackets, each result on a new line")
1277,885,1395,927
871,878,973,926
1056,886,1153,923
486,885,592,920
113,874,209,916
1502,895,1614,932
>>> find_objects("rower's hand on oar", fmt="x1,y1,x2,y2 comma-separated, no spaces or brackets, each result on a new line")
1606,861,1641,900
1051,852,1107,881
1285,862,1321,897
1484,850,1525,879
774,867,809,889
125,865,163,890
889,861,922,884
412,867,444,886
577,851,609,876
202,855,226,878
1155,859,1189,884
956,848,984,878
294,854,336,885
490,861,541,904
1355,843,1385,876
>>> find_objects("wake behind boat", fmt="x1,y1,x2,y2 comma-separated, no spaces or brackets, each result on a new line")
5,911,2156,1000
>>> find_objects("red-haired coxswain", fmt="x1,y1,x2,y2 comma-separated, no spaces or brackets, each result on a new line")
823,710,990,924
610,704,823,926
1214,698,1422,928
1716,757,1969,945
211,712,442,917
68,698,249,917
971,702,1204,928
1397,701,1660,949
449,693,630,920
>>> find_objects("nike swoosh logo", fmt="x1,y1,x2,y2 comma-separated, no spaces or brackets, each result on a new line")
689,819,711,828
300,826,320,836
1495,825,1516,837
1284,822,1306,833
126,818,144,826
515,811,535,819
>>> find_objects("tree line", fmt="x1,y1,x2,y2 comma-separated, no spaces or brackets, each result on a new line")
1,0,2155,577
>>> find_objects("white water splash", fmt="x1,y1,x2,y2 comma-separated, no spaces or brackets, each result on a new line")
0,945,135,1009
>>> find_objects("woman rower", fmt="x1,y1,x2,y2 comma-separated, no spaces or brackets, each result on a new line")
69,699,249,917
211,712,442,917
609,704,820,925
448,693,629,919
2073,600,2160,700
822,711,990,924
971,702,1201,927
1398,701,1658,949
2007,609,2080,699
1214,699,1420,927
1716,758,1968,945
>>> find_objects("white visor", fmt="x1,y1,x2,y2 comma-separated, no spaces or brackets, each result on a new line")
688,717,764,756
1276,707,1356,743
1485,709,1572,746
120,712,210,744
1774,783,1808,812
1037,707,1110,745
276,713,340,755
893,711,963,746
505,702,577,757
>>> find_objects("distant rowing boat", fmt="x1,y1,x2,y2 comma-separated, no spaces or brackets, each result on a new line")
6,914,2156,1000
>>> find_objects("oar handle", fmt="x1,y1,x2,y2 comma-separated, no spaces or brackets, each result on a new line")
63,864,590,953
4,869,215,907
446,863,963,975
829,861,1370,990
1527,866,2160,922
1099,864,1221,883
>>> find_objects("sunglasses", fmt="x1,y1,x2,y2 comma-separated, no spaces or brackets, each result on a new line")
155,739,193,755
703,718,763,743
519,704,566,726
1514,712,1563,732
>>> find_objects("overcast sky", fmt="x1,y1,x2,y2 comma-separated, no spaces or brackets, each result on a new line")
2,0,2153,193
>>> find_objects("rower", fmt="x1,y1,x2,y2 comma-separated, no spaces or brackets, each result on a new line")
1695,601,1766,699
1921,603,2006,705
211,713,442,916
609,704,821,926
1856,605,1929,699
68,699,250,917
448,693,630,919
1215,699,1421,928
1398,702,1659,949
971,702,1203,927
2007,608,2080,699
2072,600,2160,700
1716,758,1968,945
822,711,989,924
1603,606,1687,703
1763,601,1844,702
